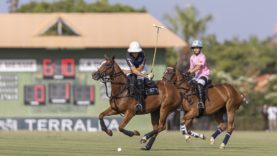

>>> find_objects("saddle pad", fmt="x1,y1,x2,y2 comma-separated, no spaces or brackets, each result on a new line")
145,87,159,96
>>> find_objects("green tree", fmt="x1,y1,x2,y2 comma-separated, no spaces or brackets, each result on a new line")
16,0,146,13
265,76,277,105
206,36,277,79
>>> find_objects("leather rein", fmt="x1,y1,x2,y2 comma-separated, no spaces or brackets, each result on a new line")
98,61,130,100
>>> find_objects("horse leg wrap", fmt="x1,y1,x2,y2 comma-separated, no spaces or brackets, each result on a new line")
180,125,188,135
100,120,107,131
189,131,200,138
145,130,158,140
222,132,232,145
211,127,223,140
145,135,157,150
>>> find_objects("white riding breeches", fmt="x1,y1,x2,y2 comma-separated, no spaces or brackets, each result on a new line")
194,76,209,86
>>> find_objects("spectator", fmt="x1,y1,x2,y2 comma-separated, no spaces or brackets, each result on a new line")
261,104,269,130
267,105,277,132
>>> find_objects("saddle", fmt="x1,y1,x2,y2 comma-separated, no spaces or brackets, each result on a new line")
127,76,159,97
127,77,159,113
206,80,213,88
144,79,159,96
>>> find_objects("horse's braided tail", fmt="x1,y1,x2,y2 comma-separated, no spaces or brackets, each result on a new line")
240,92,249,104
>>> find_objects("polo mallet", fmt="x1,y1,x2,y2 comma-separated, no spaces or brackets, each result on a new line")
150,24,166,73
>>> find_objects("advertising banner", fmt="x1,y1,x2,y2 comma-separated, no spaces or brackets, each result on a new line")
0,117,121,132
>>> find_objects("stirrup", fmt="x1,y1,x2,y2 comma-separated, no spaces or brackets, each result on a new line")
135,104,143,113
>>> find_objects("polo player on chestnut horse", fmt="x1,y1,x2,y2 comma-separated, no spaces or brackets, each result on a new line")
92,55,182,150
163,67,247,149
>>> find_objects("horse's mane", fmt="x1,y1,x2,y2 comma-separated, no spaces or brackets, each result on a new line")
112,59,127,78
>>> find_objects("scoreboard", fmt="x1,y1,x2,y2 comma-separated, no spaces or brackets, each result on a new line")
7,58,97,106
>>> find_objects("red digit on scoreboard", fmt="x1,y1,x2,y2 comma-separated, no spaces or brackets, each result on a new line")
42,59,54,78
61,59,75,78
34,85,45,104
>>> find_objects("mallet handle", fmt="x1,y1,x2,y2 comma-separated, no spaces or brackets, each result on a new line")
150,24,165,73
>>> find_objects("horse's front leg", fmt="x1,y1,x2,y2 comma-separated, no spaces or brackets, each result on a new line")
180,118,193,141
141,110,160,150
99,107,118,136
181,111,205,141
182,119,206,141
143,104,172,140
118,110,140,137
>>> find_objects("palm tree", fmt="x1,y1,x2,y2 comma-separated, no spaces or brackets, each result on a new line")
165,5,212,42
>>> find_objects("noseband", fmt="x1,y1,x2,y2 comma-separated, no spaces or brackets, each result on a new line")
97,61,124,83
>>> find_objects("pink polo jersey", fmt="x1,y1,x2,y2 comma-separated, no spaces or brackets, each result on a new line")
189,52,210,78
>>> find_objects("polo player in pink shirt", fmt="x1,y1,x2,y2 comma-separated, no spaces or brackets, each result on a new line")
187,40,210,116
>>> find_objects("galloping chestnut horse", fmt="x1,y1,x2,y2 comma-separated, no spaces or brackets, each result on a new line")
91,55,182,150
162,67,247,149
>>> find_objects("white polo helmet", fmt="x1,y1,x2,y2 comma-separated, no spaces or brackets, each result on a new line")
127,41,142,53
191,40,203,48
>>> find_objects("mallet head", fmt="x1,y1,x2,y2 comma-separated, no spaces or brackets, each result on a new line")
152,24,166,29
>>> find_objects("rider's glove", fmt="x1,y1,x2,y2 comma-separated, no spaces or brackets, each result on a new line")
184,72,191,77
146,73,154,80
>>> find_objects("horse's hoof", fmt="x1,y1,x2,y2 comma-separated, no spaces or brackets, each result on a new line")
219,143,225,149
144,145,151,150
134,130,140,136
141,145,151,150
200,134,206,140
106,129,113,136
184,135,191,142
210,137,215,145
140,147,150,151
140,136,147,144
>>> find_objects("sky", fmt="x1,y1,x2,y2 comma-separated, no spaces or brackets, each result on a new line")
0,0,277,42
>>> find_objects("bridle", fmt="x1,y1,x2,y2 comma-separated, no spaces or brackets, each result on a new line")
97,61,123,82
163,69,197,98
96,60,129,99
162,67,179,85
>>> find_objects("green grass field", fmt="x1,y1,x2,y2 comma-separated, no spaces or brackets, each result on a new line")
0,131,276,156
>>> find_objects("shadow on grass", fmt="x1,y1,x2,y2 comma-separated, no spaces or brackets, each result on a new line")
148,145,254,151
